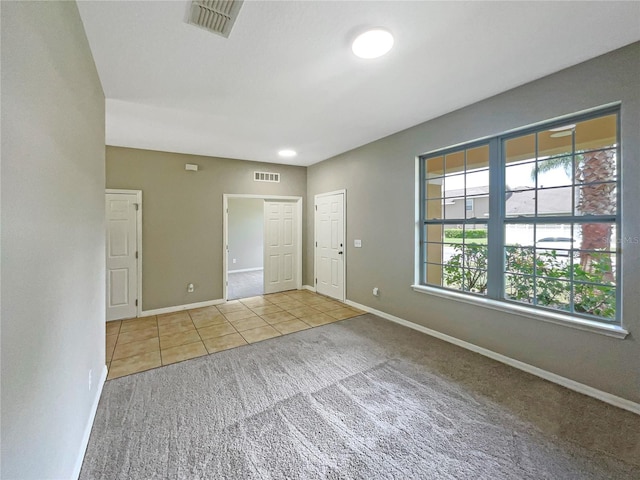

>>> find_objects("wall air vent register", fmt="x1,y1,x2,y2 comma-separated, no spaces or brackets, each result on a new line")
187,0,244,38
254,171,280,183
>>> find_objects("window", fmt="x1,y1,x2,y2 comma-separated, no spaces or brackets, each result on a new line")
419,107,620,324
465,198,474,211
423,143,490,295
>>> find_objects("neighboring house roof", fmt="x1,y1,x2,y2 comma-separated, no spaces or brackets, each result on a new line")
445,186,489,198
444,185,572,215
505,187,572,215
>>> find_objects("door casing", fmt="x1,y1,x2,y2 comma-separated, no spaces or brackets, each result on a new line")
223,194,303,301
105,189,142,319
314,189,346,301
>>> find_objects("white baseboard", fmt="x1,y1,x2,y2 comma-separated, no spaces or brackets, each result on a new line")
228,267,264,274
72,364,107,479
345,299,640,416
141,298,225,316
302,284,316,292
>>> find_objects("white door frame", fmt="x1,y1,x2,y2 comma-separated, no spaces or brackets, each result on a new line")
314,189,346,301
106,189,143,318
223,194,303,301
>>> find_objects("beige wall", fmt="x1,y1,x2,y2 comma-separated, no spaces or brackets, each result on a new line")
106,147,307,310
1,2,106,478
306,43,640,404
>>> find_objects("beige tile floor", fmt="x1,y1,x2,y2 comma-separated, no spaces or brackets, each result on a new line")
105,291,365,380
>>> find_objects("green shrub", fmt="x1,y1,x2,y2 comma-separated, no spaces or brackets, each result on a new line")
465,230,487,239
444,229,464,238
443,244,488,293
443,245,616,319
444,229,487,239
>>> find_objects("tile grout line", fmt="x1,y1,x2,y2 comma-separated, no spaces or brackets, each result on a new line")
105,293,365,380
248,302,296,333
107,321,123,372
189,308,213,356
162,311,208,359
155,315,163,366
109,316,161,380
106,321,122,370
224,306,253,344
240,297,283,342
220,308,245,336
223,301,266,346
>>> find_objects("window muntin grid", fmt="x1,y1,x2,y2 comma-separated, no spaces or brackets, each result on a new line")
419,108,620,324
423,144,489,296
503,222,617,320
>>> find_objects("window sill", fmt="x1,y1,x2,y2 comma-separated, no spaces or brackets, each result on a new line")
410,284,628,339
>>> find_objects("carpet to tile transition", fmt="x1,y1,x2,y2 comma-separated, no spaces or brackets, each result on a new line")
80,314,640,479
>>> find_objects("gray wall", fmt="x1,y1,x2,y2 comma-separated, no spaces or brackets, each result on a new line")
106,147,306,310
306,43,640,404
1,2,106,478
229,198,264,271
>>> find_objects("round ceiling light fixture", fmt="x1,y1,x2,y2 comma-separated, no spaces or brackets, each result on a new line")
352,28,394,59
278,149,297,158
549,124,576,138
550,130,573,138
549,124,576,132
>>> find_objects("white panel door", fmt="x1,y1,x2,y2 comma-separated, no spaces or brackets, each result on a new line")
106,193,138,320
315,193,344,300
264,201,297,294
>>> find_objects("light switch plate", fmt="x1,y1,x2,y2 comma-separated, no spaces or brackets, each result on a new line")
354,239,362,248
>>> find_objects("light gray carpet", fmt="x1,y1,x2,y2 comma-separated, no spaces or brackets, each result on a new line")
81,315,640,479
228,270,264,300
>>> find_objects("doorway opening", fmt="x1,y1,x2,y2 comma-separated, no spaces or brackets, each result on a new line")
223,194,303,301
227,198,264,300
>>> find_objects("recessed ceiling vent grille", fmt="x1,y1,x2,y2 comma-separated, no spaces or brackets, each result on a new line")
254,171,280,183
187,0,244,38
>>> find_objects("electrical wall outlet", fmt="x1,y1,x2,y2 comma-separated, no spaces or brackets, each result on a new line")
373,287,379,296
187,283,195,293
232,258,237,264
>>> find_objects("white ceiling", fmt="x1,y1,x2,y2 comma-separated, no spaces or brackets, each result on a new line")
77,1,640,167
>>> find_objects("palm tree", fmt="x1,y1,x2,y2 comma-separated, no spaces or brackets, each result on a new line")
534,149,616,279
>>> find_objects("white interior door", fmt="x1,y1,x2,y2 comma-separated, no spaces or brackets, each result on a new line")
264,201,297,294
106,193,138,320
315,192,345,301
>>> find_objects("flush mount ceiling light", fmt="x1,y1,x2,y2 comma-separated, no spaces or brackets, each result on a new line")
278,149,297,158
549,124,576,138
352,28,394,59
549,124,576,132
550,130,574,138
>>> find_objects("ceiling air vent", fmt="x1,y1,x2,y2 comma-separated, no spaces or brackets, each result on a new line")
187,1,244,38
254,171,280,183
